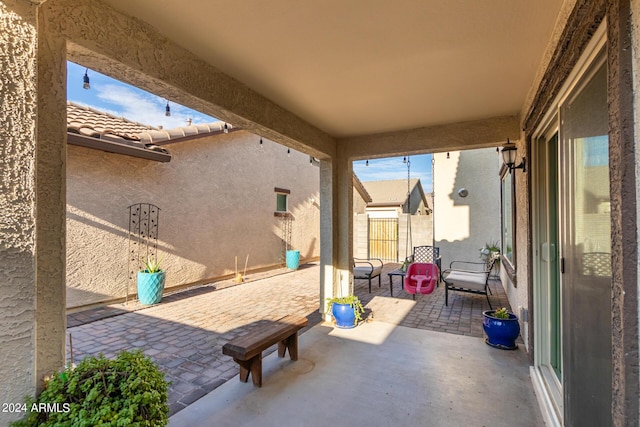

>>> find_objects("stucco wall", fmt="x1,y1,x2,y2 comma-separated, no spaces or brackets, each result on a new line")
632,1,640,414
66,131,320,307
0,2,38,422
507,133,530,349
434,149,501,273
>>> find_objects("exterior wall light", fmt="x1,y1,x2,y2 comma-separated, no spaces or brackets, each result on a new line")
501,139,526,172
165,101,171,117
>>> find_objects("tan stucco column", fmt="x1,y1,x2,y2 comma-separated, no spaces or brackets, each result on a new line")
0,2,66,422
319,153,354,318
36,1,67,384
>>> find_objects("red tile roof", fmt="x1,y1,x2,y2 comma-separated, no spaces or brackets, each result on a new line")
66,102,232,156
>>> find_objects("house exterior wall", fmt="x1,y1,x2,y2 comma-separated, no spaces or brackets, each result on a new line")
520,2,639,424
433,149,501,273
632,2,640,417
1,1,67,424
353,186,368,214
0,3,39,422
406,185,428,215
66,131,320,307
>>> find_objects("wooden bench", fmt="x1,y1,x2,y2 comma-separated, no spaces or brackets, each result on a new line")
222,315,308,387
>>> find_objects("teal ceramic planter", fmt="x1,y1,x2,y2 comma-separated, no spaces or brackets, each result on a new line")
137,270,166,305
286,250,300,270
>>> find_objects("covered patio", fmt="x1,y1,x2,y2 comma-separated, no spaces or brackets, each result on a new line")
169,320,541,427
3,1,639,426
65,261,531,424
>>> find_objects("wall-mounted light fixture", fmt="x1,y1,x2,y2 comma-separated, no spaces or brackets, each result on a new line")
259,137,263,148
500,139,526,172
223,123,229,134
446,152,450,159
365,160,369,166
83,68,91,90
165,101,171,117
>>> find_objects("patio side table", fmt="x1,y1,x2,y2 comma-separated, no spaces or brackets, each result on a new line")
387,269,406,297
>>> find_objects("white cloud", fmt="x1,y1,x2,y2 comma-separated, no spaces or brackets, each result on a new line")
93,84,215,129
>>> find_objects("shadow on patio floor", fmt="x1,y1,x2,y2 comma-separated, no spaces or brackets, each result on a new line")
66,261,526,418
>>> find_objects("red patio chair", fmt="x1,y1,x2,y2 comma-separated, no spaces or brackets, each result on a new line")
404,263,439,300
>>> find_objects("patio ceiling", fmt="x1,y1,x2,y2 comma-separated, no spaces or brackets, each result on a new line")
100,0,562,145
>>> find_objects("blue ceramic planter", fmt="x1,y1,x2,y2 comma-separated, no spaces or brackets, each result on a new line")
137,270,166,305
332,302,357,329
286,250,300,270
483,310,520,350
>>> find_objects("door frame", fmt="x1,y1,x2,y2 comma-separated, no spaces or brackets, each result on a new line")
530,22,608,427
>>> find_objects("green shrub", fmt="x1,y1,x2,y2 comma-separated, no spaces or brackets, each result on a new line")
11,350,169,427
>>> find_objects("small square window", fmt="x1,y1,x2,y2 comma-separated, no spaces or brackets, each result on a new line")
276,193,288,212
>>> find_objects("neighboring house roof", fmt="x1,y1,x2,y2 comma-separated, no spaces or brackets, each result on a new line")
363,178,428,209
66,102,232,162
352,174,373,203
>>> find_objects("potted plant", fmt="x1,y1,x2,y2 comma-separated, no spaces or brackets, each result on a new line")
137,254,166,305
480,240,501,275
326,295,365,329
10,350,169,426
482,307,520,350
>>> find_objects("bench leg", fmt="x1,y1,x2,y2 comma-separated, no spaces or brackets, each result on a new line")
445,285,449,306
389,275,394,297
368,277,372,293
234,355,263,387
278,332,299,360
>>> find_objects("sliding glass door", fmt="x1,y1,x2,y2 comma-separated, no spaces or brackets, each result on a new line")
533,127,563,418
533,47,611,426
559,58,611,427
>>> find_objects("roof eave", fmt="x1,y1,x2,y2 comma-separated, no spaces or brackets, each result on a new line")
67,133,172,162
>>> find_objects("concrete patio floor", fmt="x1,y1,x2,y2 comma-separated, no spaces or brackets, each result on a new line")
66,261,538,424
168,321,543,427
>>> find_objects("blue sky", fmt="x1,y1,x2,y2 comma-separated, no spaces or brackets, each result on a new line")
68,62,433,191
67,62,217,129
353,156,433,192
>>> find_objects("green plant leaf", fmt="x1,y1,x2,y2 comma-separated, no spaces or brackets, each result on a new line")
10,350,169,427
326,295,365,324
